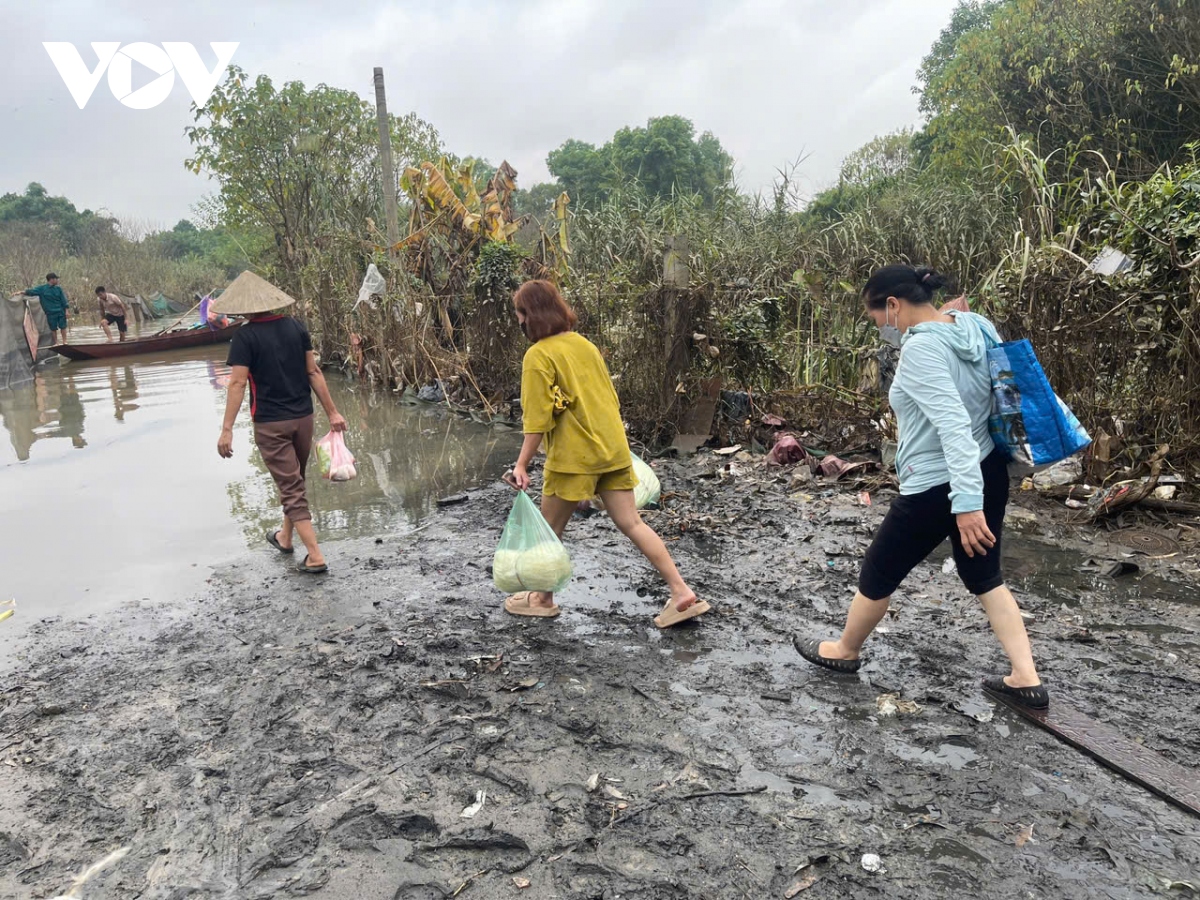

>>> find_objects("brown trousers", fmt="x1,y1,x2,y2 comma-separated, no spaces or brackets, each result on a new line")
254,415,314,523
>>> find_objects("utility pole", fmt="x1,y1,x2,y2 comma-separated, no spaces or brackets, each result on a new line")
373,67,400,254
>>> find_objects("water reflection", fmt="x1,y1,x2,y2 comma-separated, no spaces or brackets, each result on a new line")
108,366,140,422
0,367,88,459
219,363,519,544
0,345,521,626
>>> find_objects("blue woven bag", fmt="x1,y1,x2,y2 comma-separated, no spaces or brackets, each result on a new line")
985,334,1090,472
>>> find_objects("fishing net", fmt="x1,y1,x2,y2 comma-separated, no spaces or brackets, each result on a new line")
0,295,50,390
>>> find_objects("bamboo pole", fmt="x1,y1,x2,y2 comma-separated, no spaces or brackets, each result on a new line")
153,298,204,336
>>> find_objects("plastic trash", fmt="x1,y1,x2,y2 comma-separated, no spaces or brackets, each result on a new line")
861,853,886,873
315,431,357,482
493,492,572,593
460,790,486,818
354,263,386,310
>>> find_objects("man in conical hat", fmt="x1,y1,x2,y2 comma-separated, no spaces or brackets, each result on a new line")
213,271,346,573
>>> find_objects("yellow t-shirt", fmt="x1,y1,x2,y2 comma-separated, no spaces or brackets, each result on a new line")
521,332,631,475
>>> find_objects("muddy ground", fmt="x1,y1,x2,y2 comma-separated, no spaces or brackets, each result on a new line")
2,453,1198,900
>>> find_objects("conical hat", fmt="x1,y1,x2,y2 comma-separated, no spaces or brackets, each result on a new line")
210,271,296,315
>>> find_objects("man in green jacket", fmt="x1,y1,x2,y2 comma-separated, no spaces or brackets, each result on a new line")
15,273,71,345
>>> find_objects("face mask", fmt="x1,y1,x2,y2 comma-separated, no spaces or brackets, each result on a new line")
879,305,902,349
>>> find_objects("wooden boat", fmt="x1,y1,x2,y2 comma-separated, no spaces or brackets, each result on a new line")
51,324,240,361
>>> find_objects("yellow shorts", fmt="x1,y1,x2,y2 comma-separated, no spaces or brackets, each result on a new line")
543,466,637,502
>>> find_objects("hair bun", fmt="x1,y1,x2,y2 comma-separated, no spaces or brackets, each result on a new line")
914,267,948,291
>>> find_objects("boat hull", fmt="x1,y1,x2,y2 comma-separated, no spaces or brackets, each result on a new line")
51,325,239,361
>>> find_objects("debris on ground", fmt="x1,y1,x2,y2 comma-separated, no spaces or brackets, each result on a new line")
459,790,487,819
861,853,886,874
876,693,923,717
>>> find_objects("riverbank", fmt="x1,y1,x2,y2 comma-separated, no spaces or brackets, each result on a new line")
2,454,1198,899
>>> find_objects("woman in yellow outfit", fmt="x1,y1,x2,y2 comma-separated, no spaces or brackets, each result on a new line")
505,280,710,628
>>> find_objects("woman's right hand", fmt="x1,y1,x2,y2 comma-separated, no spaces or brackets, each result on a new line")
956,510,995,558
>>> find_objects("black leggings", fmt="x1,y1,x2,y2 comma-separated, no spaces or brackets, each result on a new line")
859,449,1010,599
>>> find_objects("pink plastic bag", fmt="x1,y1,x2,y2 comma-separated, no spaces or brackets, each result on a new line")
315,431,357,482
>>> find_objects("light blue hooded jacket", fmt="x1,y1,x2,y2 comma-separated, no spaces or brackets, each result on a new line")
891,310,1000,513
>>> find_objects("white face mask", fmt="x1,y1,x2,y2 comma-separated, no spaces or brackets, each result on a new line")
879,304,902,349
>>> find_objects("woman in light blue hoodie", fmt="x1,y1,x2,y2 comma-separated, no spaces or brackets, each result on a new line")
795,265,1047,709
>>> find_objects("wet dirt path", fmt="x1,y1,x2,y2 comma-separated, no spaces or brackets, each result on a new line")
2,457,1197,899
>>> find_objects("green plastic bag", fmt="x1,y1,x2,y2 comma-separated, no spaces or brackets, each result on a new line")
632,453,661,509
591,453,662,511
493,491,573,593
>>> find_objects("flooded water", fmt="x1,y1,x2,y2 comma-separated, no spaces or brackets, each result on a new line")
0,331,521,635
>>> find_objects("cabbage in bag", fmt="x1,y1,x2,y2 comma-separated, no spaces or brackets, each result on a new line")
493,491,572,593
632,453,661,508
591,453,661,512
315,430,357,482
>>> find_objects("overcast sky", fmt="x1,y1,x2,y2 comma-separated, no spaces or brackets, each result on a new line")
0,0,959,230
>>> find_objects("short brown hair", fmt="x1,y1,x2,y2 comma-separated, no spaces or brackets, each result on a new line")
513,280,577,341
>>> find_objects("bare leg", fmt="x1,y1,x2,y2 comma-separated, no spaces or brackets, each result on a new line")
101,321,113,342
600,489,696,614
522,494,577,609
276,516,295,551
292,520,325,567
977,585,1041,687
819,591,891,660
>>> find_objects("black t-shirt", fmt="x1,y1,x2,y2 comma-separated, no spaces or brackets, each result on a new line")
226,316,314,423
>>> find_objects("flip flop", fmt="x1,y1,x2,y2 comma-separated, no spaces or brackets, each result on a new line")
654,599,711,629
982,676,1049,710
297,555,328,575
266,530,294,554
504,592,560,618
793,637,862,674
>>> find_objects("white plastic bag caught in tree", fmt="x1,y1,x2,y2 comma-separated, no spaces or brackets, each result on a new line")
354,263,387,310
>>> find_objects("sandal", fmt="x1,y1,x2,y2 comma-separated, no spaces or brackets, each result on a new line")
504,591,560,618
654,599,711,629
982,676,1049,710
793,637,862,674
266,530,294,554
297,555,328,575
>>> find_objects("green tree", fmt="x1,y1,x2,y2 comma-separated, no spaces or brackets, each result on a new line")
546,139,611,205
0,182,116,255
512,181,564,219
915,1,1002,115
185,67,442,284
144,219,267,279
545,117,734,207
921,0,1200,178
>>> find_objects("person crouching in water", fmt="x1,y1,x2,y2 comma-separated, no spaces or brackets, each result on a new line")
795,265,1048,709
504,280,709,628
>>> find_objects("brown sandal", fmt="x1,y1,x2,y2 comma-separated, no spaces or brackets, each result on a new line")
504,592,560,618
655,599,711,629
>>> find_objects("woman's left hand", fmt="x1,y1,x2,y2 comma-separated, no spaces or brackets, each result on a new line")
956,510,995,558
505,464,531,490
